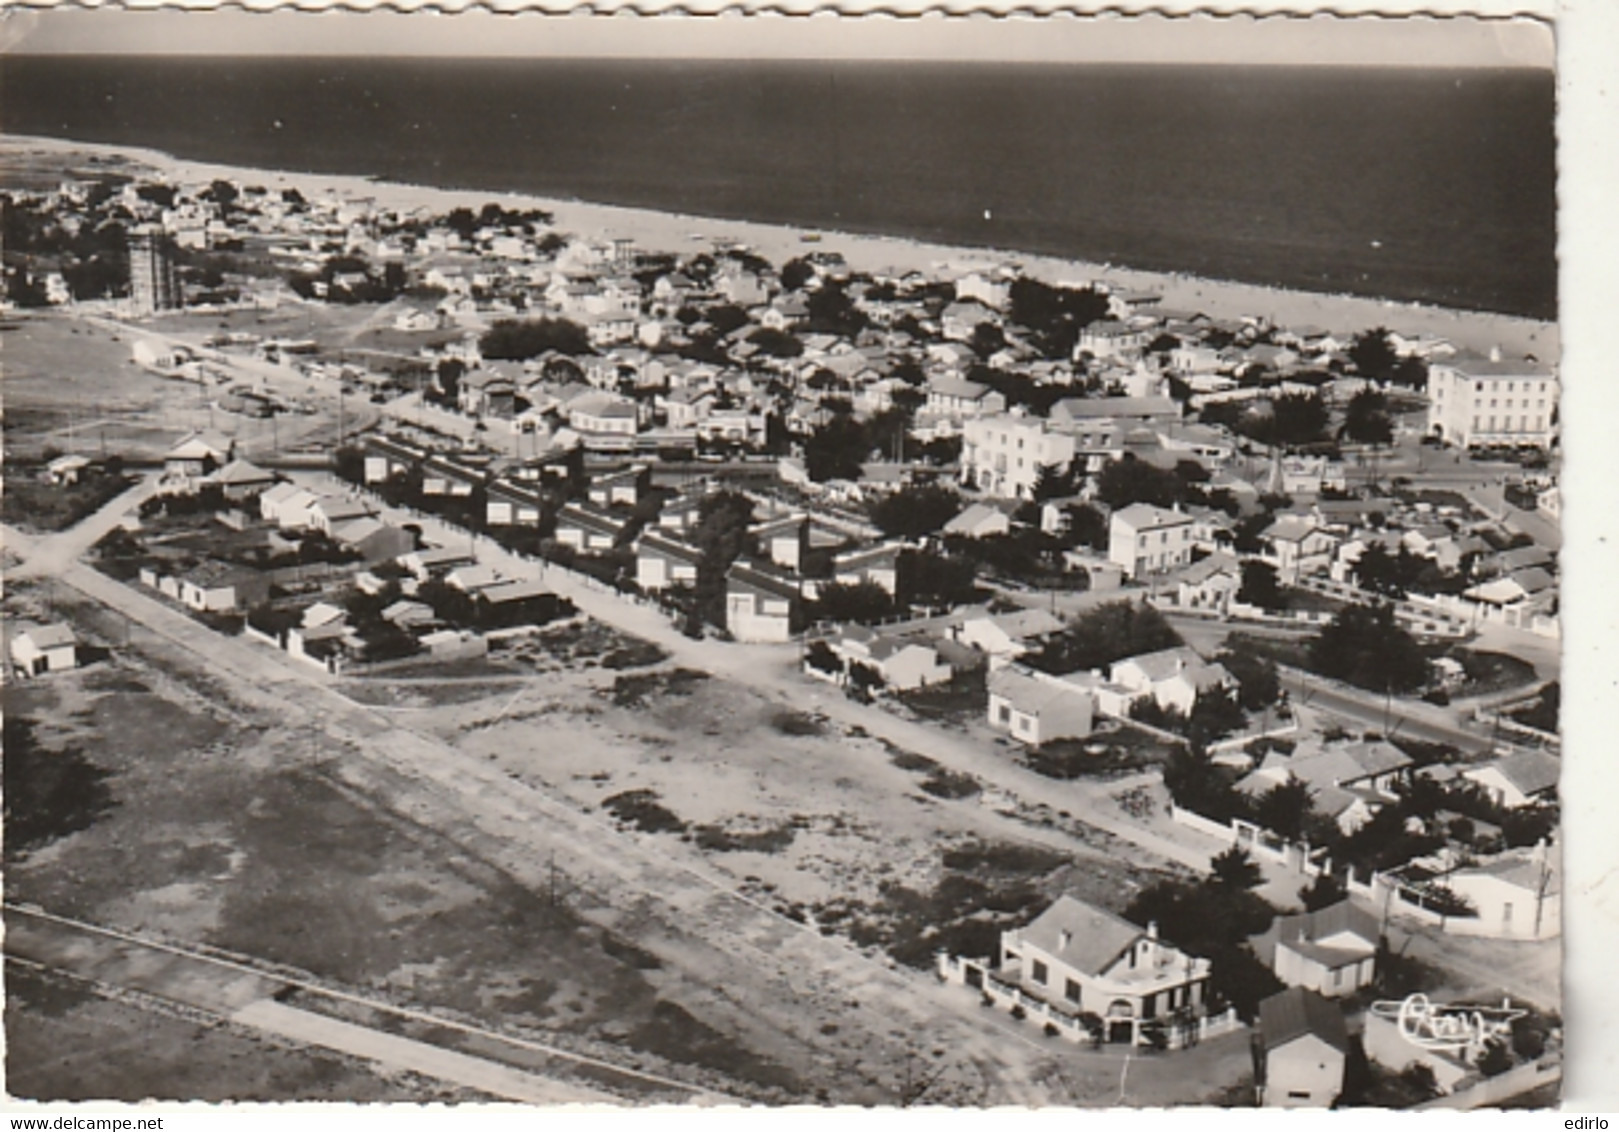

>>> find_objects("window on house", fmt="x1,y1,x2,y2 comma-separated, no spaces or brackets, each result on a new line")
1032,960,1048,985
998,704,1011,724
1065,979,1081,1004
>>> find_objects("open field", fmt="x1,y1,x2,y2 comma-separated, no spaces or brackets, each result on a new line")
0,612,808,1101
394,647,1176,972
0,309,369,464
5,960,479,1103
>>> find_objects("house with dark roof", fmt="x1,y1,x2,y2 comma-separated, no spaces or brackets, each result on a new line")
177,560,271,613
422,454,485,499
635,531,703,592
1249,900,1378,998
1254,987,1349,1108
1461,750,1560,810
331,516,414,565
485,480,548,528
998,895,1211,1046
209,459,278,501
587,464,650,509
833,541,907,596
751,513,808,573
725,560,802,643
554,502,630,553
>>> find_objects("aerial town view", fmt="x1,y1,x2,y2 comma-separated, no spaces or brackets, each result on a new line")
0,10,1579,1115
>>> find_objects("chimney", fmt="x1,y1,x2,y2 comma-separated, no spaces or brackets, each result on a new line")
1147,921,1159,941
1490,344,1503,363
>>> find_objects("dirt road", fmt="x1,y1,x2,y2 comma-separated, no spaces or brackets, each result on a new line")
6,903,690,1105
5,513,1081,1104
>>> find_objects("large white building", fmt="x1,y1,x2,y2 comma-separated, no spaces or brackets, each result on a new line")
961,412,1077,499
1107,503,1195,579
1426,349,1558,451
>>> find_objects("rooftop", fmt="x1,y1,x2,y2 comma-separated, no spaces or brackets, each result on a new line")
1258,987,1350,1055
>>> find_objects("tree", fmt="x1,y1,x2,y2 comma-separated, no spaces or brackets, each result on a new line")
1343,387,1394,447
1024,599,1181,676
810,580,894,625
1255,776,1314,842
1267,392,1330,449
804,412,871,483
1219,649,1281,711
1211,846,1263,891
1297,872,1348,912
481,317,592,360
1005,278,1109,358
868,485,963,540
1348,328,1399,384
1476,1041,1514,1078
1308,603,1429,694
804,639,842,676
806,283,867,336
689,491,756,628
1236,560,1283,610
1030,463,1077,503
1060,503,1109,552
1163,744,1248,823
746,327,804,359
779,257,814,292
969,322,1006,360
895,550,979,609
1188,688,1248,748
1095,456,1186,510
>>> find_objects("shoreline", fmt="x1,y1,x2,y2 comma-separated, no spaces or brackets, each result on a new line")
3,131,1558,360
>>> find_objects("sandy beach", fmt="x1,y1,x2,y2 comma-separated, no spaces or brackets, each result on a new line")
4,132,1557,360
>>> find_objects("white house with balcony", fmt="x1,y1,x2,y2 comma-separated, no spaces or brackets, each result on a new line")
995,895,1212,1046
961,412,1077,500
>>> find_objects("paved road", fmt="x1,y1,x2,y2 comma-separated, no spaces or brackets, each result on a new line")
1164,611,1533,756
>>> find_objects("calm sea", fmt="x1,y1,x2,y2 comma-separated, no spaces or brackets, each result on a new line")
0,57,1557,319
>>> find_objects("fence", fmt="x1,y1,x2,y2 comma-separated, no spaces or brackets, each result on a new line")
936,953,1240,1052
1416,1057,1561,1110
